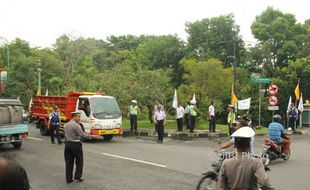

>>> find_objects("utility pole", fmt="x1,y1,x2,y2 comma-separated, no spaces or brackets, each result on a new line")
37,60,42,96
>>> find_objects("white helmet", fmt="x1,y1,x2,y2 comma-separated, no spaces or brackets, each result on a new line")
190,100,196,105
131,100,137,104
231,127,255,138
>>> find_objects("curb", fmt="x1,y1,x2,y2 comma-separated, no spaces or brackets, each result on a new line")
122,130,228,141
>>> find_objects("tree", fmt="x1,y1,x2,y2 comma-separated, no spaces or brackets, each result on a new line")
130,35,185,86
98,63,173,122
178,58,232,119
251,7,308,70
185,14,246,68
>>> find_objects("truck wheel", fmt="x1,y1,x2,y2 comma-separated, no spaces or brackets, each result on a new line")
12,142,22,149
103,135,113,141
39,121,49,136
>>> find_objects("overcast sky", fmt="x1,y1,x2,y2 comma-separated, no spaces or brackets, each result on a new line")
0,0,309,48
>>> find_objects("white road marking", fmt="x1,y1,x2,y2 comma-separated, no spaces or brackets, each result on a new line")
27,137,43,141
101,153,167,168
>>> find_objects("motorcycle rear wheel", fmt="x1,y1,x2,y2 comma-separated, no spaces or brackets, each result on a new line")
196,173,217,190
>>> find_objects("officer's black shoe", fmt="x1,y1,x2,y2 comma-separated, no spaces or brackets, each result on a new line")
75,178,84,182
67,180,73,184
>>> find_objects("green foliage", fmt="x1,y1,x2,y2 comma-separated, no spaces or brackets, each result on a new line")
1,9,308,130
185,14,246,68
251,7,308,70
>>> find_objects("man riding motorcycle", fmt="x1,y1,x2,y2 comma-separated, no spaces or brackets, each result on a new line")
268,114,291,159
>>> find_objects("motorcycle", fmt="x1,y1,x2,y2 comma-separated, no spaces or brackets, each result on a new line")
261,139,290,166
197,151,270,190
196,151,231,190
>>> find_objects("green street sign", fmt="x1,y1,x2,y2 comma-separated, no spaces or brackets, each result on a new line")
250,77,271,84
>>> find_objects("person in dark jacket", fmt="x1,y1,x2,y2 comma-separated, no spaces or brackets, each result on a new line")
48,106,62,144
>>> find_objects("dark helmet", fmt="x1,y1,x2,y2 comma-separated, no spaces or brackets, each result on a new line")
273,114,282,123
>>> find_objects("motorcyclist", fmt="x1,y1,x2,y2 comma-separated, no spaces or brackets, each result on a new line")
214,119,255,155
217,127,274,190
268,114,291,159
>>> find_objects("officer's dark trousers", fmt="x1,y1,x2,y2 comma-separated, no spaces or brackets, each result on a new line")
288,117,296,131
209,116,216,132
190,116,196,133
177,118,183,131
130,115,138,131
157,120,164,142
50,125,61,144
184,113,190,129
64,142,83,182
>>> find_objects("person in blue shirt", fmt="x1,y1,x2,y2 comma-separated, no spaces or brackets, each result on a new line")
268,114,291,158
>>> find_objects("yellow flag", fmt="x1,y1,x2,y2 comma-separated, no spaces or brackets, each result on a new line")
294,82,300,100
36,88,41,96
231,84,238,105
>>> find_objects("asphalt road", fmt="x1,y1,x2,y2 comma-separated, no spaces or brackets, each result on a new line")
1,125,310,190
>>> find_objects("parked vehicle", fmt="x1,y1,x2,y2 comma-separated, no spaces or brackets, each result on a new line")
29,91,122,141
0,99,29,149
261,139,290,166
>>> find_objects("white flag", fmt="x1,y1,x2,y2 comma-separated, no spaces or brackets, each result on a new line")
298,93,303,112
45,89,48,96
191,93,196,104
172,89,178,109
28,98,33,111
286,96,292,112
237,98,251,110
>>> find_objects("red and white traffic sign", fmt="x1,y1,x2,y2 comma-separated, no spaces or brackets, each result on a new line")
268,96,278,106
268,84,279,95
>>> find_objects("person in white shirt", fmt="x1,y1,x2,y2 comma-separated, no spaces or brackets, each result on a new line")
153,106,166,143
176,104,185,132
208,101,216,132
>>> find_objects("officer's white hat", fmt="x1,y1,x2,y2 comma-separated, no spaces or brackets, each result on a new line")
231,126,255,138
71,111,82,115
190,100,196,105
131,100,137,104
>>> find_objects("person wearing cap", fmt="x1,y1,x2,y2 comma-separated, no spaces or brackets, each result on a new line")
227,105,236,135
268,114,291,158
153,104,166,143
188,100,198,133
47,106,62,144
128,100,140,132
208,101,216,132
153,100,165,133
217,127,274,190
64,111,100,184
214,120,255,155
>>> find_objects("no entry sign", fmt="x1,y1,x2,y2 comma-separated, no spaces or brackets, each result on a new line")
268,84,279,95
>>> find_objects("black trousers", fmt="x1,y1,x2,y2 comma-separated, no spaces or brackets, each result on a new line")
209,116,216,132
157,120,164,142
50,125,61,144
130,115,138,131
184,113,190,129
189,116,196,133
177,118,183,131
288,117,296,131
64,142,83,182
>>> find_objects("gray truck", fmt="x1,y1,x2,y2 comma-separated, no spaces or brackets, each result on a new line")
0,98,29,149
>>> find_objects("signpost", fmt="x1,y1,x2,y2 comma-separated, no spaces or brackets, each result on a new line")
268,84,279,95
250,77,272,127
250,77,271,84
267,84,280,119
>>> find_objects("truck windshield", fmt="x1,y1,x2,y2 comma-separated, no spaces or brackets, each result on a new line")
90,97,121,119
